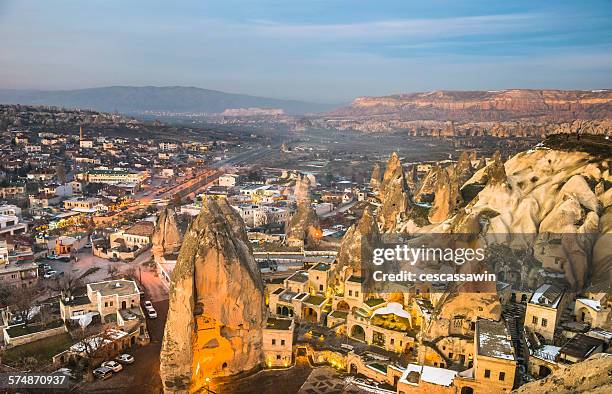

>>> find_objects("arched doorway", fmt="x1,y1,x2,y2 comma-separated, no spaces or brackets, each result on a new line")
122,300,127,309
539,365,552,378
337,300,350,311
303,307,318,323
350,363,358,374
461,387,474,394
278,305,293,316
577,307,594,324
521,294,528,303
350,324,366,342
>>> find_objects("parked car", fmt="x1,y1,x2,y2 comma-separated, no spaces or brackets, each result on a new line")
101,360,123,373
93,367,113,380
84,242,92,248
43,270,58,279
115,354,135,364
143,301,153,309
146,308,157,319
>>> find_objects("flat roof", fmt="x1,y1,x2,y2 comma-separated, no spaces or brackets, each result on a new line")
88,279,139,297
309,262,331,272
303,294,327,307
560,333,605,359
476,319,515,361
265,317,293,330
287,271,309,283
399,364,458,387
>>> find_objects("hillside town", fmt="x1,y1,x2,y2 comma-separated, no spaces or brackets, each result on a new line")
0,106,610,394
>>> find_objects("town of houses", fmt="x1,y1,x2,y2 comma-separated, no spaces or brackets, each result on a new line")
0,119,610,393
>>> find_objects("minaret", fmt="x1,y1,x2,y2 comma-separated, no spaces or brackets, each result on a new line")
79,125,84,140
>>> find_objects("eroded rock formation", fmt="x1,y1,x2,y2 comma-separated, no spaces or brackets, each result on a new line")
449,139,610,290
152,207,185,260
286,202,321,248
513,353,612,394
334,207,380,283
160,198,267,393
369,163,382,191
377,152,414,232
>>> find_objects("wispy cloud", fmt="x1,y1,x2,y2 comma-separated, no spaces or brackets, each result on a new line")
243,13,544,40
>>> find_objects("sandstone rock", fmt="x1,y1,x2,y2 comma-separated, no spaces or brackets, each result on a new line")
160,199,267,393
428,168,463,224
405,165,418,191
286,202,321,248
378,153,412,232
328,90,612,124
380,152,403,199
414,165,441,203
513,353,612,394
152,207,184,260
592,206,612,286
334,207,380,283
449,145,609,290
475,157,486,170
294,173,312,204
369,163,382,190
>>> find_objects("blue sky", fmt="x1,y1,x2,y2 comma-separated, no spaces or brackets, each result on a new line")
0,0,611,103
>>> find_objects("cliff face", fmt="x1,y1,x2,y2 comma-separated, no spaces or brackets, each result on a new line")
330,89,612,122
160,199,267,393
321,90,612,135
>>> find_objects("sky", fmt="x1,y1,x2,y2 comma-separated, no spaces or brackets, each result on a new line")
0,0,611,103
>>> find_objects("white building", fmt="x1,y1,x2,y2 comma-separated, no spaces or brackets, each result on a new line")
0,205,21,217
79,140,94,148
159,142,178,151
233,204,268,228
218,174,240,187
0,215,27,236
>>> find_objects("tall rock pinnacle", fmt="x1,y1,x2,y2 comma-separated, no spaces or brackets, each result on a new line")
160,198,267,393
152,207,183,261
334,207,380,285
378,152,413,232
369,162,382,191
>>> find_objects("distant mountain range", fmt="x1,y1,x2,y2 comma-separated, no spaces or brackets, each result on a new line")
0,86,334,115
329,89,612,122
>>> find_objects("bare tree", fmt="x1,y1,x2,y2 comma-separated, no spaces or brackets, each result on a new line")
47,271,84,299
7,285,40,327
70,325,119,381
